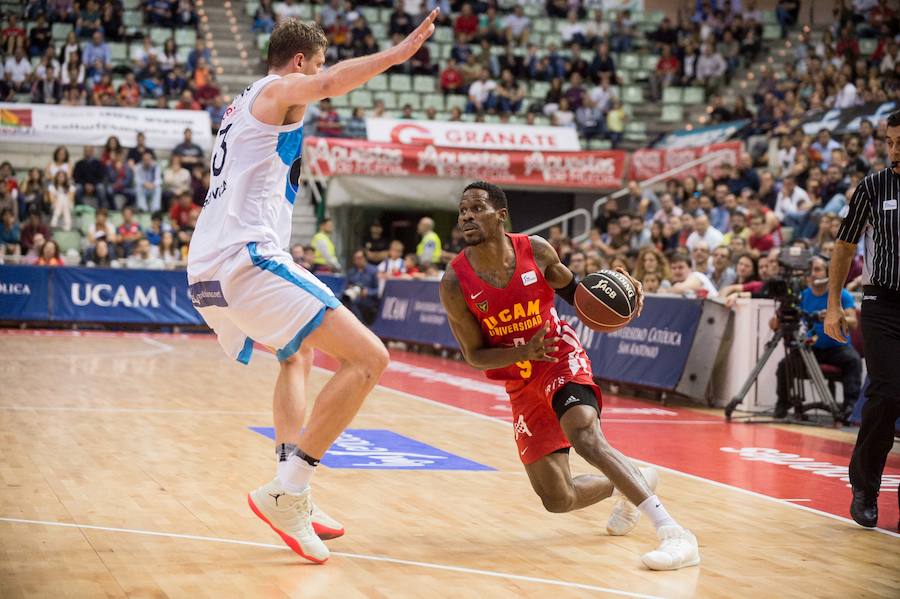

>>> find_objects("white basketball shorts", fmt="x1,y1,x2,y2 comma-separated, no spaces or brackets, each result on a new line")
188,241,341,364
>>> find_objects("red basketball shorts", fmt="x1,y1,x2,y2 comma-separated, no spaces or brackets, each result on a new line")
507,360,603,465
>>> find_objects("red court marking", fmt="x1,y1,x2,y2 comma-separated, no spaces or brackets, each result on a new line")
320,348,900,533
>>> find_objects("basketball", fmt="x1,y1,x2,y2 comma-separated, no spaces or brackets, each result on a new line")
574,270,637,332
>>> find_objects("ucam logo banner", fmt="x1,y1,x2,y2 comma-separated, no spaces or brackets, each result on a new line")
365,118,582,151
250,427,494,470
52,267,203,325
0,265,50,320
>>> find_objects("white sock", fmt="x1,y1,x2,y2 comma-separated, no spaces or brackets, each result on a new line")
638,495,678,530
277,453,316,494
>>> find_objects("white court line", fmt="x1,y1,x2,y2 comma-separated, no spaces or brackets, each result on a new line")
782,499,812,502
0,517,663,599
0,336,173,360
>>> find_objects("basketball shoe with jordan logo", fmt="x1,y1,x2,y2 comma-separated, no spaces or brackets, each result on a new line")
248,479,344,564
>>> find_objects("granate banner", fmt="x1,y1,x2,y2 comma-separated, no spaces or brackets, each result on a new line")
303,136,628,190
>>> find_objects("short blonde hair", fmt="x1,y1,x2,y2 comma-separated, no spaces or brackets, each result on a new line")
267,19,328,69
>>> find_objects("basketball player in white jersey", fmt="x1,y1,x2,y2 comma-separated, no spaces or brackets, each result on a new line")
187,11,439,564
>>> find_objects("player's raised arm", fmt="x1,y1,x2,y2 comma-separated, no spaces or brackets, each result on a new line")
439,265,558,369
257,9,438,118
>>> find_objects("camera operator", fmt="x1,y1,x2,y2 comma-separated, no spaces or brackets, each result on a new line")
825,109,900,529
343,249,380,325
771,256,861,421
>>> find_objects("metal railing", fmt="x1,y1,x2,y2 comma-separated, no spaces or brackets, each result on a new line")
519,208,593,244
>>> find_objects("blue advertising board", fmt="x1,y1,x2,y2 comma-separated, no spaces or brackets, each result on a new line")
555,295,703,390
250,427,493,470
371,279,459,348
51,266,204,325
0,265,50,320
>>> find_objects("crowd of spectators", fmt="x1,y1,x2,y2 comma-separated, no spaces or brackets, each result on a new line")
267,0,824,147
0,127,206,269
1,1,227,131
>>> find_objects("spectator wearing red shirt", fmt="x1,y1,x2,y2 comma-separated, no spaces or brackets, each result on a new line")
835,23,859,60
315,98,342,137
116,206,143,256
117,72,142,107
440,58,464,95
2,15,26,54
37,239,64,266
650,44,679,101
454,3,478,43
747,213,774,256
175,89,202,111
169,191,200,229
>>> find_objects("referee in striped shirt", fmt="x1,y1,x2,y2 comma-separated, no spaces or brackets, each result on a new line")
825,110,900,530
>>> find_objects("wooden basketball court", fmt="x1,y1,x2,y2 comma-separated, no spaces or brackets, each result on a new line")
1,330,898,598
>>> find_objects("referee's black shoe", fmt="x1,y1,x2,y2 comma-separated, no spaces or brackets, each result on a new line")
850,489,878,528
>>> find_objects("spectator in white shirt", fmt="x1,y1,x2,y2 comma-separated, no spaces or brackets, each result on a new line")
4,47,32,91
685,213,724,251
695,43,726,97
588,77,613,114
560,10,587,47
832,73,859,109
273,0,305,22
502,6,530,45
774,175,811,219
466,68,496,113
665,253,719,298
126,237,165,269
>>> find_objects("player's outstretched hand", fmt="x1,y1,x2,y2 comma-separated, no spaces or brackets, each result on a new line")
614,267,644,318
523,321,558,363
395,8,439,64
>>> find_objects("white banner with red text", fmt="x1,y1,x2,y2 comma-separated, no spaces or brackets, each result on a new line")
303,136,626,190
0,102,213,150
364,117,582,152
629,141,743,182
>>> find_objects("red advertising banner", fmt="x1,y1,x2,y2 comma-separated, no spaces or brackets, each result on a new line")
630,141,743,182
303,136,627,190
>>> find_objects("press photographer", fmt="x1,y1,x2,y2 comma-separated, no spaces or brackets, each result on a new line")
771,256,861,420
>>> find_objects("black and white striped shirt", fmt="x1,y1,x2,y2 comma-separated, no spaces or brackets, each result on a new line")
837,167,900,290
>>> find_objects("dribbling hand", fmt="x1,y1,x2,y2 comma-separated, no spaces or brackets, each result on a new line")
614,267,644,318
395,8,439,63
522,322,559,363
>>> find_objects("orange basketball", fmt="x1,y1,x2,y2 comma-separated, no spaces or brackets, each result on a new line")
574,270,637,332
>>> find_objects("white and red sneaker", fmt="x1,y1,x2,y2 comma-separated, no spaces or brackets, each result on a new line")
248,479,329,564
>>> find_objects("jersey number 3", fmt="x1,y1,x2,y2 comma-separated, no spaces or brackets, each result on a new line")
211,123,233,177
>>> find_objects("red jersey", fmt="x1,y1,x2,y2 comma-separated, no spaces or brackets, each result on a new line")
451,234,590,391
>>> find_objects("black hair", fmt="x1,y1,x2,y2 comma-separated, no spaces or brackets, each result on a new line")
887,110,900,128
463,180,508,210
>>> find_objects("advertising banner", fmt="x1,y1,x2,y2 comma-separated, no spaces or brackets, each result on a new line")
800,101,898,136
0,265,50,320
655,120,749,149
371,277,703,392
304,136,627,190
0,102,213,150
51,267,204,325
555,295,704,389
371,278,460,348
630,141,743,182
365,117,581,151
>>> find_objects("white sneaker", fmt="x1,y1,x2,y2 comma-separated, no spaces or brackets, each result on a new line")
606,467,659,536
311,501,344,540
641,525,700,571
248,479,329,564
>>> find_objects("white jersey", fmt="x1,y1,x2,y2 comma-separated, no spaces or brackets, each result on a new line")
188,74,304,280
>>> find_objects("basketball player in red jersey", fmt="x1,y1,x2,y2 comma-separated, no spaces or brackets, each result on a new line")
439,181,700,570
